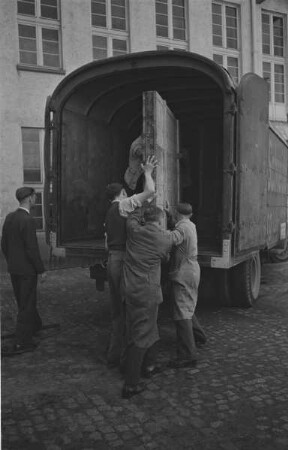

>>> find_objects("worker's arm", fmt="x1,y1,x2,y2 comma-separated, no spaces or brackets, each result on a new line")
118,155,157,217
134,155,157,204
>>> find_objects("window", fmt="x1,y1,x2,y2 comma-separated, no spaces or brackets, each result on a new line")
91,0,128,60
21,128,44,230
17,0,61,69
155,0,188,50
212,2,240,84
262,12,286,104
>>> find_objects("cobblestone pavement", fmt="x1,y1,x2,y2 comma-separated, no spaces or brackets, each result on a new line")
1,262,288,450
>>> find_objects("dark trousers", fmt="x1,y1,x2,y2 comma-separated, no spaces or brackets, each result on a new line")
10,274,42,345
175,319,198,361
107,251,125,365
192,314,207,344
124,343,158,386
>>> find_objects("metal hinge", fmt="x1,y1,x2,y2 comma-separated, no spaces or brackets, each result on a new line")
225,102,237,115
223,162,237,175
223,221,235,234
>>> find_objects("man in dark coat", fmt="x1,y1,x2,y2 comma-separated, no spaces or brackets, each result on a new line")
121,205,184,398
1,187,45,355
104,155,157,368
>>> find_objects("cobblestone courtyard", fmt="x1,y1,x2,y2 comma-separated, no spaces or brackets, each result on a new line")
1,261,288,450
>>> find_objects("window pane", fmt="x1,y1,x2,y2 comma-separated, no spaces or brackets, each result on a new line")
212,2,222,47
111,5,125,18
18,24,37,65
22,128,41,183
92,35,107,60
157,25,168,38
91,0,107,28
111,17,126,30
31,192,43,230
173,5,185,18
273,16,283,57
227,56,239,83
274,64,285,103
41,0,58,19
262,13,270,54
19,23,36,38
112,39,127,56
17,0,35,16
226,6,237,49
213,54,223,65
42,28,60,68
157,14,168,26
263,61,271,101
173,28,185,40
157,45,169,50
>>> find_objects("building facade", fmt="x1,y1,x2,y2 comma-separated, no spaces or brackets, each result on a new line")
0,0,288,255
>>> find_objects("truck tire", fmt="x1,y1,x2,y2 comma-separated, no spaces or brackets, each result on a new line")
231,253,261,307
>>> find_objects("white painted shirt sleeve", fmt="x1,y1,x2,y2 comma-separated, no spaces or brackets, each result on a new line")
118,194,143,218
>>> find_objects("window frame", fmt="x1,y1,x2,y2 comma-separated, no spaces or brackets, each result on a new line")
261,11,286,106
155,0,188,50
17,0,62,70
212,2,241,84
21,127,45,231
91,0,129,60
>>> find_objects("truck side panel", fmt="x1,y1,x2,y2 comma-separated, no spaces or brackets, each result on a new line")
266,127,288,248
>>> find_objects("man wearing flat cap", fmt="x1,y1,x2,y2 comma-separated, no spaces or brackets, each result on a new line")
168,202,206,369
1,187,45,355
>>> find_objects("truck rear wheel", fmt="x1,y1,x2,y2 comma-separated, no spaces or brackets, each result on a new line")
231,253,261,307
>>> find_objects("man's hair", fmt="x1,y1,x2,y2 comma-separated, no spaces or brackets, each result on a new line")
143,205,163,223
177,202,193,216
15,187,35,202
106,183,123,201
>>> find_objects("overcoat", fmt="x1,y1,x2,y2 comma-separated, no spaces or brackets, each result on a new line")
169,218,200,320
122,208,183,348
1,209,44,275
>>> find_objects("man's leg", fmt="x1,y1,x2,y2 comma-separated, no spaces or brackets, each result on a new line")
11,274,38,346
192,314,207,345
168,319,197,368
107,252,125,366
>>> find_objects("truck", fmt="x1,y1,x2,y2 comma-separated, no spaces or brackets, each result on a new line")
44,50,288,307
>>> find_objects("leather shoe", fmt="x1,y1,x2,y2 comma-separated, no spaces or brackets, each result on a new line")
142,364,163,378
167,359,197,369
121,381,146,399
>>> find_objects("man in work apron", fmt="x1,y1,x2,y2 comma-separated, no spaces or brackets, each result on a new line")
168,203,204,368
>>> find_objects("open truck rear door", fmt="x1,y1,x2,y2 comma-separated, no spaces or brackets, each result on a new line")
236,73,269,252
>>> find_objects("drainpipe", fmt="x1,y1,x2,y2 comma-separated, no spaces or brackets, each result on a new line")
250,0,257,74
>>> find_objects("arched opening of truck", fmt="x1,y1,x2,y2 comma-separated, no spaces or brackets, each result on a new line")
48,52,235,256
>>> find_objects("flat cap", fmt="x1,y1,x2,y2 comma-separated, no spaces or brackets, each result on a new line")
177,202,193,215
15,187,35,202
106,183,123,200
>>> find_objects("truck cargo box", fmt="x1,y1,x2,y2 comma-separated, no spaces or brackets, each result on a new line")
44,51,288,306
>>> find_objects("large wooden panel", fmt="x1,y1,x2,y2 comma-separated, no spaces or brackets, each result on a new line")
142,91,179,215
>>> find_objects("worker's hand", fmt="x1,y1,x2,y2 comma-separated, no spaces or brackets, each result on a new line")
141,155,157,174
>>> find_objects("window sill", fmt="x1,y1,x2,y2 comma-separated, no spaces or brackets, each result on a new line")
17,64,66,75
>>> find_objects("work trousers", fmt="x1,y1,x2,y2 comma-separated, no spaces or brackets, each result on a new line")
124,342,158,386
106,250,126,365
175,319,198,361
192,314,207,345
10,274,42,346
